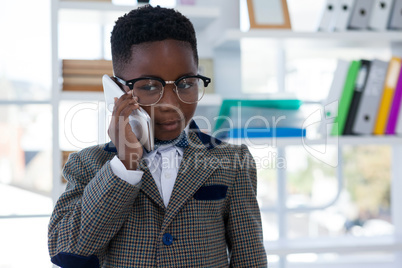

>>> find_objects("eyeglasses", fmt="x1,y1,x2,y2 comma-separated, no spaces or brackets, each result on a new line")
114,74,211,106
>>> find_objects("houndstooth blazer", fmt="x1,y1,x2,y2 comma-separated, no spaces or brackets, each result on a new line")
48,121,267,267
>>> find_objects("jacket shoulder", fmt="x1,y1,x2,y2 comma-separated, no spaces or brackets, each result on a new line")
64,144,115,174
196,132,252,163
77,143,114,159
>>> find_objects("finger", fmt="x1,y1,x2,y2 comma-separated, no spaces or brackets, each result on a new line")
110,98,132,128
120,102,140,118
112,102,140,131
111,97,139,131
122,84,131,93
116,110,140,141
113,95,136,115
115,92,133,104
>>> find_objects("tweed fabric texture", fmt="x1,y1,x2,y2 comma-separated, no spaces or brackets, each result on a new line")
48,124,267,267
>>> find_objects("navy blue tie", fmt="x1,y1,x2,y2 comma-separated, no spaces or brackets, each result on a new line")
154,131,189,150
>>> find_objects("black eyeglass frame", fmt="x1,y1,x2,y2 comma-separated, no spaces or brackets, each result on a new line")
114,74,211,106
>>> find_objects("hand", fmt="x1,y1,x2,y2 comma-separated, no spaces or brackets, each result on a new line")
108,90,143,170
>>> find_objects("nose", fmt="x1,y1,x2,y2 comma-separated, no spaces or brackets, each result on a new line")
159,84,180,108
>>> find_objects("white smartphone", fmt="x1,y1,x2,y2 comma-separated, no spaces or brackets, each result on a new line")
103,74,154,151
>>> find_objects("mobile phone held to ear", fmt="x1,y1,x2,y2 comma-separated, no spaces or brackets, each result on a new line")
103,74,154,152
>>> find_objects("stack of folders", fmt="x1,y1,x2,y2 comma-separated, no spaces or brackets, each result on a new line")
322,57,402,136
62,59,113,92
318,0,402,31
214,99,306,139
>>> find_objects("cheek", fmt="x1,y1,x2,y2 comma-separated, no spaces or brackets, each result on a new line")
183,104,197,123
141,106,152,116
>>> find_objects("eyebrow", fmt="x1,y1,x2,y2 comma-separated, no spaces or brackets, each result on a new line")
138,72,197,80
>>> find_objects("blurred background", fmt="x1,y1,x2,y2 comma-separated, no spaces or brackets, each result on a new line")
1,0,401,267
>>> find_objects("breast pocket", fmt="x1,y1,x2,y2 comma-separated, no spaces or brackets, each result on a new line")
193,184,228,201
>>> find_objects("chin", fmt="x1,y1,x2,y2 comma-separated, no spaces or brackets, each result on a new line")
154,129,182,141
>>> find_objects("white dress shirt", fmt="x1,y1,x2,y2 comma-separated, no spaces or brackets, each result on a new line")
110,145,184,208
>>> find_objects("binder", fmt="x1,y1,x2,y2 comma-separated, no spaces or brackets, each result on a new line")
396,94,402,135
228,127,306,138
331,60,361,136
348,0,374,29
334,0,356,31
344,60,371,135
389,0,402,29
353,59,389,135
368,0,394,31
318,0,338,31
385,64,402,134
214,99,302,131
373,57,402,135
397,112,402,135
320,59,350,136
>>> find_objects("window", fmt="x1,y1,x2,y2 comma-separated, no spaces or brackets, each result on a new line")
0,1,53,267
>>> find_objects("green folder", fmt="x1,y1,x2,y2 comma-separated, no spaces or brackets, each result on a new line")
331,60,361,136
214,99,302,131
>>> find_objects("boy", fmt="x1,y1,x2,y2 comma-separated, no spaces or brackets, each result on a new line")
48,5,267,267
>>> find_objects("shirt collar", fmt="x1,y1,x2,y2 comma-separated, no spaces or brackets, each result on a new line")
143,145,184,163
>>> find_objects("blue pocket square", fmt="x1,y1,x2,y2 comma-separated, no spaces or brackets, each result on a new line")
194,185,228,201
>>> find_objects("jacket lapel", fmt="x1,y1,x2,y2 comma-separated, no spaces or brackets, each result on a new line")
139,159,165,210
103,121,222,219
161,131,218,231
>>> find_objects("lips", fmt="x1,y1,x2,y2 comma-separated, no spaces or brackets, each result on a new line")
156,119,183,131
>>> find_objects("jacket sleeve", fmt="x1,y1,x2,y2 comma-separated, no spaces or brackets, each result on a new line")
225,144,268,267
48,149,141,268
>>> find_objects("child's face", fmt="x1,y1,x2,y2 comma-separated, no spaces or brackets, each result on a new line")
119,39,198,141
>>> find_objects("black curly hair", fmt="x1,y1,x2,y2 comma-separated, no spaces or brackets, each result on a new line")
111,5,198,74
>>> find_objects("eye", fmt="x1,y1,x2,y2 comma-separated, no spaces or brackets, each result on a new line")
177,78,196,90
138,85,159,91
135,79,162,91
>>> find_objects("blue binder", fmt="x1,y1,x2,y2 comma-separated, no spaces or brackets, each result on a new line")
228,127,306,138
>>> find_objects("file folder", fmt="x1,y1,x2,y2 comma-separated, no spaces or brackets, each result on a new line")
344,60,371,135
318,0,338,31
331,60,361,136
320,59,350,136
397,114,402,135
396,97,402,135
353,59,389,135
348,0,374,29
368,0,394,31
373,57,402,135
389,0,402,29
214,99,302,131
334,0,356,31
386,64,402,134
228,127,306,138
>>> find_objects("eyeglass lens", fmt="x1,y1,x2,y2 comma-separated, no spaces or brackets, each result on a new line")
132,78,205,105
